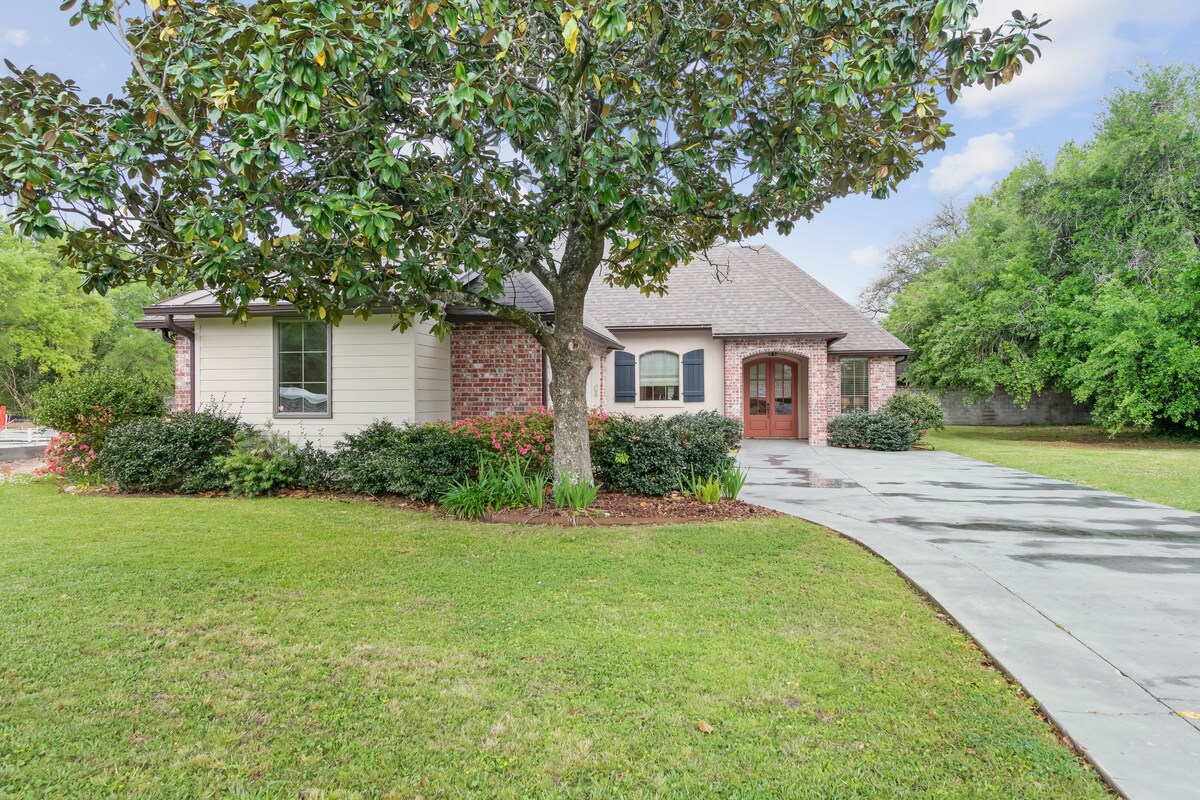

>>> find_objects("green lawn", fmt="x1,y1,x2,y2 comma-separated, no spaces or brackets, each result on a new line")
926,425,1200,512
0,483,1107,798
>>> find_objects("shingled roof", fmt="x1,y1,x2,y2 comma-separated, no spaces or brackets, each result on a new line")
136,272,623,350
586,244,910,355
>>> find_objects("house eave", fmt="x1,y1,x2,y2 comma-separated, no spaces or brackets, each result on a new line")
710,331,848,340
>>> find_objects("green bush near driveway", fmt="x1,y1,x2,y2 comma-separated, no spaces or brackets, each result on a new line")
0,483,1110,798
828,409,920,451
592,412,742,496
883,390,946,437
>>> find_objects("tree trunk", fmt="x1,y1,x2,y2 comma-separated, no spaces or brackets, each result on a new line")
546,335,593,483
544,228,603,484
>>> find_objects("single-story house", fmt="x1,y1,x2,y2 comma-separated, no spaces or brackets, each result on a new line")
137,244,909,447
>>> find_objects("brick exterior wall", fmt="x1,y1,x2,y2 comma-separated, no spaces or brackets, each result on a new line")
586,340,607,411
722,338,831,446
173,334,193,414
868,357,898,411
450,321,544,419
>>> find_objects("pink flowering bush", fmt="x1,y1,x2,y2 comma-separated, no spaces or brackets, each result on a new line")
451,407,609,471
37,432,99,480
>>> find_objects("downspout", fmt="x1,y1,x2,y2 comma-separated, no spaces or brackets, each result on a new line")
164,314,196,413
541,349,551,409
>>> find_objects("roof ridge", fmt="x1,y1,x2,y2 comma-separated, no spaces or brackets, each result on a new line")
755,242,900,342
741,245,843,335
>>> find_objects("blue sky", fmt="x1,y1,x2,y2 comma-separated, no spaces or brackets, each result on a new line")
4,1,1200,303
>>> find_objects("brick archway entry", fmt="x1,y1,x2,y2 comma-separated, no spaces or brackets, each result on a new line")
723,339,830,445
743,356,805,438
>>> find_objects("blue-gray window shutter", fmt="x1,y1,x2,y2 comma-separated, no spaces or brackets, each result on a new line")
682,349,704,402
614,352,636,402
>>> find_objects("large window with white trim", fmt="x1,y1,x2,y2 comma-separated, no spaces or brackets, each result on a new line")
639,350,680,401
840,357,869,412
275,320,331,417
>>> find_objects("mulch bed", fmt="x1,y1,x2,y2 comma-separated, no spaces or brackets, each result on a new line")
484,492,779,527
73,485,777,527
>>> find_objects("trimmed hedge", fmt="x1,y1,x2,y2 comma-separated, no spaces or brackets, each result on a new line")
593,412,742,496
336,421,483,501
828,410,919,452
101,406,245,492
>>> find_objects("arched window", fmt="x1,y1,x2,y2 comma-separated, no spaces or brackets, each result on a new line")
639,351,680,401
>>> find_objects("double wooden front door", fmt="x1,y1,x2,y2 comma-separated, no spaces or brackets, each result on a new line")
743,357,801,438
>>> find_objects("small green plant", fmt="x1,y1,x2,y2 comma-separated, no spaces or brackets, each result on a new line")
679,469,721,503
523,471,548,510
475,457,525,509
221,427,297,497
441,479,491,519
694,474,723,504
553,473,599,515
717,463,748,500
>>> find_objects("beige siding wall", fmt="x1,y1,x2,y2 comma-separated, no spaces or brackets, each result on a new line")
603,329,724,416
194,316,450,448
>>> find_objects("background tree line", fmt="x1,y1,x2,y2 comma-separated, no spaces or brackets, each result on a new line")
0,230,173,415
866,65,1200,435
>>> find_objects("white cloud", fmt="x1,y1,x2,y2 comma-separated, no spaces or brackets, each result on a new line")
929,132,1016,195
957,0,1200,125
3,29,30,48
848,244,886,268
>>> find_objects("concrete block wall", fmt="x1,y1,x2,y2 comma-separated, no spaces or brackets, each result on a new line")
939,389,1092,426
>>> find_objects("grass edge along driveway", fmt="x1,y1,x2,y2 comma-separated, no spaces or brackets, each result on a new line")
925,424,1200,513
0,483,1109,798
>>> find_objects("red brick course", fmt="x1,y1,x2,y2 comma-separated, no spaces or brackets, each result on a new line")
450,321,544,419
173,335,193,413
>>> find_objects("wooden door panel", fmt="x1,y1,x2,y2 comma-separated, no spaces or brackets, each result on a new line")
744,358,801,439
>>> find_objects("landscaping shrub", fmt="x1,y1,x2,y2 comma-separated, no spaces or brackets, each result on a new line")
592,412,740,496
34,369,166,450
828,410,920,452
440,456,547,518
336,421,482,500
451,407,610,470
452,408,556,469
39,432,99,481
828,410,872,449
883,391,946,441
100,405,245,493
220,429,297,498
288,440,343,491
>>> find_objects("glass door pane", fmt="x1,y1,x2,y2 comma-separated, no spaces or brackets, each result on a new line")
774,363,793,416
748,363,767,415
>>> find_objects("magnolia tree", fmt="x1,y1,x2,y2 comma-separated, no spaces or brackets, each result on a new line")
0,0,1044,480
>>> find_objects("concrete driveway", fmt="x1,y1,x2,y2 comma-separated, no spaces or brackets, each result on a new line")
738,440,1200,800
